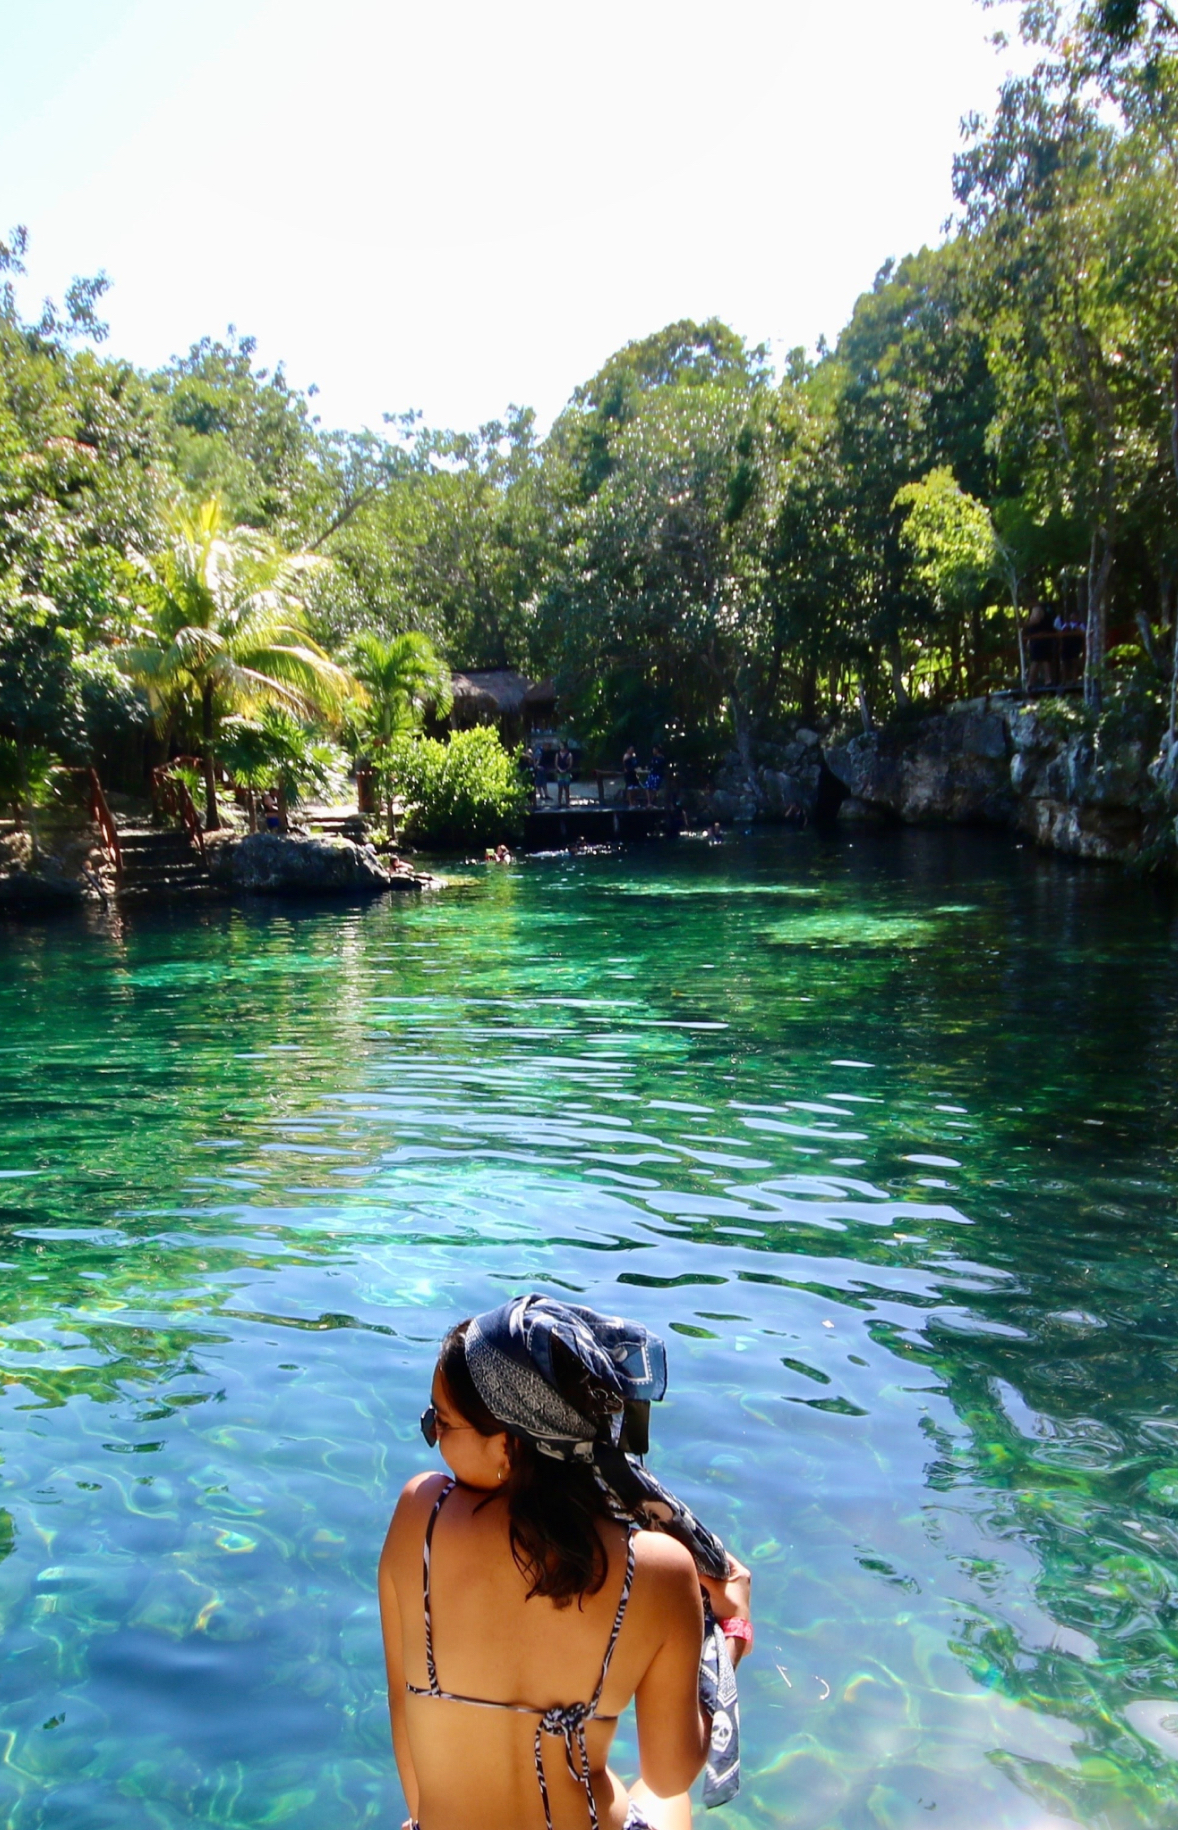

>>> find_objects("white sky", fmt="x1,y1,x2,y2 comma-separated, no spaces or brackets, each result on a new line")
2,0,1025,436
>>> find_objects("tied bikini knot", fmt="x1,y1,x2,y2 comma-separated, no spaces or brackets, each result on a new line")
533,1700,603,1829
540,1700,593,1770
540,1701,590,1736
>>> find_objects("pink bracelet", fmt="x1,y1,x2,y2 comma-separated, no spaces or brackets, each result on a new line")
720,1616,753,1645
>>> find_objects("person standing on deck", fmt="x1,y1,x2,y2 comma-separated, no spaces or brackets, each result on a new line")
555,741,575,809
623,747,642,807
645,745,667,808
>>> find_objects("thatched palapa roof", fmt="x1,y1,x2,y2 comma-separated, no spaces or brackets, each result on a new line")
449,671,556,720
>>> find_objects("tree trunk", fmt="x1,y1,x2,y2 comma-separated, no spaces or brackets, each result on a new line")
1171,348,1178,495
1136,608,1163,677
969,604,984,694
1169,351,1178,745
887,639,909,709
800,664,818,727
730,695,756,788
201,682,220,829
1084,529,1115,713
1016,614,1027,697
16,739,36,860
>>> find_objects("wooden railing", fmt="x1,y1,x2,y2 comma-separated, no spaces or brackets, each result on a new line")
151,764,208,865
81,767,123,878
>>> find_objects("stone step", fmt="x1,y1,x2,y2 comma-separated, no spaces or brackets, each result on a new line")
123,866,208,883
118,831,194,850
121,848,195,867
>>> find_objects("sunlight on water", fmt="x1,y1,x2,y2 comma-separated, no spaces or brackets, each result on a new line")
2,828,1178,1828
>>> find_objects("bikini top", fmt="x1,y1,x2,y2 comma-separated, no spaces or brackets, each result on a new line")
405,1479,636,1830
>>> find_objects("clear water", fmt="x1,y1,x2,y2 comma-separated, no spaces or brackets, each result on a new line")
3,829,1178,1830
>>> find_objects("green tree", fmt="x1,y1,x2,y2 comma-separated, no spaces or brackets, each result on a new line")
959,8,1178,707
386,725,526,851
894,467,999,692
825,244,997,709
345,630,451,835
219,706,341,830
126,497,347,827
0,591,86,838
309,410,553,669
148,330,317,533
542,333,784,770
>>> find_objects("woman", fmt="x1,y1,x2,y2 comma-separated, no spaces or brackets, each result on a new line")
379,1296,751,1830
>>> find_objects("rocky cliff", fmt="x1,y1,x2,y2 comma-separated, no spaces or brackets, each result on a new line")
0,823,115,907
704,701,1177,870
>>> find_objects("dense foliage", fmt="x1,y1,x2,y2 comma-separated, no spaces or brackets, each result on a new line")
2,0,1176,815
386,726,526,851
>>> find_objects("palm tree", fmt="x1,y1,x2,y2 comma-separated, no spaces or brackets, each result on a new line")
127,497,349,827
220,708,338,831
346,631,451,835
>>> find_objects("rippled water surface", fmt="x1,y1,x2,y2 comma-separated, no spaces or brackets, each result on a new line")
3,829,1178,1830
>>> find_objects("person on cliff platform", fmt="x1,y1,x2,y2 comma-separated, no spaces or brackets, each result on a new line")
1026,603,1058,691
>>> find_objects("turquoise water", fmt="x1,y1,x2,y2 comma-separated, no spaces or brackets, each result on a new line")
2,829,1178,1830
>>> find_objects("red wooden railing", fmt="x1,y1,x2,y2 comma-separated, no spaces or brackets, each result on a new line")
82,767,123,878
151,763,208,865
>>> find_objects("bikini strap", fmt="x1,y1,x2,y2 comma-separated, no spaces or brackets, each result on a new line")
589,1523,637,1713
421,1477,455,1694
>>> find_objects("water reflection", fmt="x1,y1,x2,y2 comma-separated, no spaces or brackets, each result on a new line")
1,832,1177,1827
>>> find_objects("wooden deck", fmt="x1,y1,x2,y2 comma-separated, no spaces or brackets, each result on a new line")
522,804,665,849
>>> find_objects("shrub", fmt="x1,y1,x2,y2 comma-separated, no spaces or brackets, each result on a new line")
387,726,527,851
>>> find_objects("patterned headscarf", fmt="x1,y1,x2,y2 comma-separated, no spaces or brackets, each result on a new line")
462,1293,742,1808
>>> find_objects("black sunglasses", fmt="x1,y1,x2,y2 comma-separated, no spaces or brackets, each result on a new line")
420,1403,478,1448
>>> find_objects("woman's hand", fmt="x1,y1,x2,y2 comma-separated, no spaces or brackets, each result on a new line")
699,1555,752,1666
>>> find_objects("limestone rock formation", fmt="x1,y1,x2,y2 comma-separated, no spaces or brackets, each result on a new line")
825,706,1014,827
207,831,426,895
0,825,112,907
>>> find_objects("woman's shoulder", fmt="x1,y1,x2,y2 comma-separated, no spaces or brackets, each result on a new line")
631,1527,703,1599
398,1469,451,1510
380,1473,454,1580
387,1471,452,1546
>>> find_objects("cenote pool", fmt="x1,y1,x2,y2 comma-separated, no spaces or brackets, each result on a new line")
3,828,1178,1830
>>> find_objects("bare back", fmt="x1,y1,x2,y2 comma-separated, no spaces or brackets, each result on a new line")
379,1472,706,1830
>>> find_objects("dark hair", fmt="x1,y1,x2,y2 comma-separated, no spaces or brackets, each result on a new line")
437,1321,615,1607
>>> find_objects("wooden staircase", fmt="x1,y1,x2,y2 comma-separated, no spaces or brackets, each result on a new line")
116,827,211,899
